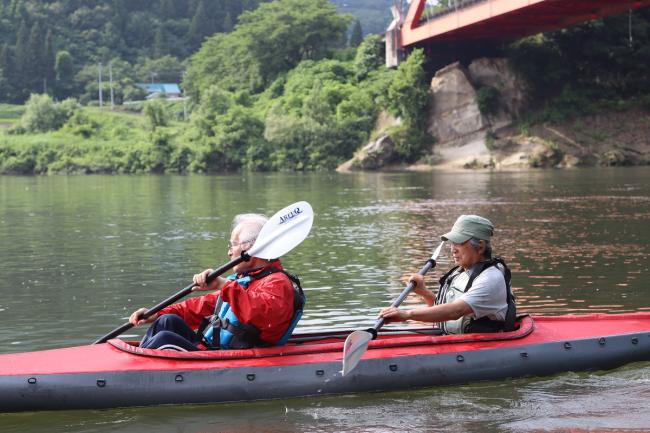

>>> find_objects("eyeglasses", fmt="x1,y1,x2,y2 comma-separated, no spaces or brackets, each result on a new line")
227,238,255,250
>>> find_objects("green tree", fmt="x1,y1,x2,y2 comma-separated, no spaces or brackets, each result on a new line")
387,49,431,160
99,21,127,55
13,20,29,98
153,25,166,58
160,0,184,20
123,12,156,49
190,85,233,137
0,0,271,101
507,10,650,106
188,0,216,51
222,12,233,33
26,22,48,93
188,85,266,171
185,0,351,98
43,29,55,94
349,19,363,47
9,0,28,23
18,93,77,133
0,43,18,102
136,55,184,84
260,59,370,170
0,68,9,101
211,105,266,170
75,58,139,105
354,34,384,79
388,49,428,126
240,0,350,82
224,0,243,20
211,0,227,33
336,84,377,146
54,50,76,99
143,99,169,130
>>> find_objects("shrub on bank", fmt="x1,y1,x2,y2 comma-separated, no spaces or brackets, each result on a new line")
15,95,78,134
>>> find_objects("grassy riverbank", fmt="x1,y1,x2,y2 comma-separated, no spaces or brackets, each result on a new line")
0,105,188,174
3,95,649,175
0,104,24,126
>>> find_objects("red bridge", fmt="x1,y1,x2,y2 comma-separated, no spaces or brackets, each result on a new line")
387,0,650,65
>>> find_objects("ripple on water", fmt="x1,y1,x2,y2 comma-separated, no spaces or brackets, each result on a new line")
1,170,649,432
494,365,649,431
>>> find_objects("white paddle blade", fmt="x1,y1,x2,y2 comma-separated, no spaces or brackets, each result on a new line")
341,330,373,376
248,201,314,260
432,241,445,262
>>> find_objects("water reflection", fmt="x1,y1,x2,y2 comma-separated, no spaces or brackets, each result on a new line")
1,169,650,345
0,168,649,431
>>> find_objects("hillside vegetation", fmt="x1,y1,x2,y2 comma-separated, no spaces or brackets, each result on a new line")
0,0,391,105
1,1,649,174
0,0,431,174
0,0,272,103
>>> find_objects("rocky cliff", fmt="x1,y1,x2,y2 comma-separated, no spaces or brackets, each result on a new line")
339,57,650,171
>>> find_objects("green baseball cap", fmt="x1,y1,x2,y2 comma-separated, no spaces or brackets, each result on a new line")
441,215,494,243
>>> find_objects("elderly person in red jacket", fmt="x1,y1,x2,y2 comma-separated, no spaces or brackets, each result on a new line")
129,213,303,351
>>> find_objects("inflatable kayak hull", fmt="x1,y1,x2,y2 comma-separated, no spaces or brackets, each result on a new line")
1,313,649,412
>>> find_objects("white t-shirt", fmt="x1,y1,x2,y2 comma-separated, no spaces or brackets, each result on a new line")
452,264,508,321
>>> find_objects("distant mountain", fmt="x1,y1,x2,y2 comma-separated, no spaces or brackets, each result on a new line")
330,0,394,36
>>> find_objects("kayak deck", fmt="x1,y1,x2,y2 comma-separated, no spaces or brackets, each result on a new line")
0,313,648,375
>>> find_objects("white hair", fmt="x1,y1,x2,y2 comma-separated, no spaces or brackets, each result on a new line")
232,213,268,244
469,237,492,259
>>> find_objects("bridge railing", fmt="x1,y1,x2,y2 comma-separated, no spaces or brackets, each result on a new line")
418,0,488,25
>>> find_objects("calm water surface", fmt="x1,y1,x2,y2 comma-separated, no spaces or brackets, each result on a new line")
1,168,649,432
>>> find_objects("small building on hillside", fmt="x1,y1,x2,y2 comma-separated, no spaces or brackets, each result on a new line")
136,83,182,99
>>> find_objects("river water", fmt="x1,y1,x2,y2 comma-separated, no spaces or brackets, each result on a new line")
0,168,649,432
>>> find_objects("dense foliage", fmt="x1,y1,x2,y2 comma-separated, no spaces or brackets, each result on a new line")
2,1,649,174
1,18,402,174
13,94,76,133
0,0,392,104
184,0,351,98
182,28,394,172
0,0,271,103
386,49,433,161
506,8,650,120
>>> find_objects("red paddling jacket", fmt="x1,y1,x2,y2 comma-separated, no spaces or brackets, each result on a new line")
158,261,295,344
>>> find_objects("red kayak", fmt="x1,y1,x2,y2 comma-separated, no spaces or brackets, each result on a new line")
1,313,649,412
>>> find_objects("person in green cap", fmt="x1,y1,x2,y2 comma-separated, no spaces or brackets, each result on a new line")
379,215,516,334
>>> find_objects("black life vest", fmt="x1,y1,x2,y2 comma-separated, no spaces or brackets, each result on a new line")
436,257,516,334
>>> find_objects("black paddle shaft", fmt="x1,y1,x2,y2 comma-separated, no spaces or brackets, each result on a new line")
368,257,437,338
93,254,248,344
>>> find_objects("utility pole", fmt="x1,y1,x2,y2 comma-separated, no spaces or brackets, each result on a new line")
109,62,115,110
182,70,187,121
98,63,103,109
629,9,634,48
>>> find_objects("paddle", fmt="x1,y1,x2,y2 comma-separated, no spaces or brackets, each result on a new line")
341,241,445,376
93,201,314,344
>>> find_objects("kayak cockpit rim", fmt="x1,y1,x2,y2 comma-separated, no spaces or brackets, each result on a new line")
107,315,535,361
